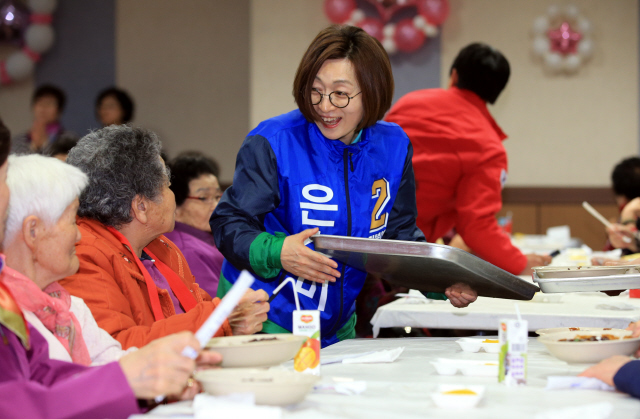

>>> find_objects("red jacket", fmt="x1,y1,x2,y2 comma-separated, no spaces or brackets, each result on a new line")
59,218,232,349
385,87,527,274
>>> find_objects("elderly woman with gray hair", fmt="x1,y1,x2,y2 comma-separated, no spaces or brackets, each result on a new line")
60,125,269,349
0,152,223,417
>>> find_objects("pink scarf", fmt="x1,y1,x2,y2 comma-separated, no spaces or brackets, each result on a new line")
1,265,91,365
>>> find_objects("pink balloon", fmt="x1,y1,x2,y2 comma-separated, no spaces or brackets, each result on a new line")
417,0,450,26
394,19,425,53
358,17,384,42
324,0,356,24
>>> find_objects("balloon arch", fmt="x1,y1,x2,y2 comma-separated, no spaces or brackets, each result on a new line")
0,0,57,86
324,0,449,54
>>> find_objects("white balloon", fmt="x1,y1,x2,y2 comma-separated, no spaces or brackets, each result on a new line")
563,54,581,72
413,15,427,29
28,0,57,14
383,23,395,39
577,17,592,34
532,16,549,34
565,4,579,18
5,52,35,81
25,24,55,53
544,52,563,71
382,37,397,54
547,5,559,18
533,36,550,56
424,24,439,37
578,38,593,58
350,9,365,24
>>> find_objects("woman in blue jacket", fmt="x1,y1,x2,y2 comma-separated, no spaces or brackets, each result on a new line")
211,25,476,347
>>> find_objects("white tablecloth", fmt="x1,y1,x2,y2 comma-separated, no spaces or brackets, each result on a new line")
371,293,640,338
138,337,640,419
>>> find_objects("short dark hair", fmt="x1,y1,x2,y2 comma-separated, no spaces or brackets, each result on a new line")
95,87,135,124
48,136,78,158
450,43,510,104
293,25,393,132
32,84,66,111
0,118,11,165
612,157,640,201
169,151,220,206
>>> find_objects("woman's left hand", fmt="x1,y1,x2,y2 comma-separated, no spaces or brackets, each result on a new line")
445,283,477,308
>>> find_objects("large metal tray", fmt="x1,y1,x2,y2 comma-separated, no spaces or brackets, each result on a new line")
533,272,640,293
533,265,640,279
312,235,539,300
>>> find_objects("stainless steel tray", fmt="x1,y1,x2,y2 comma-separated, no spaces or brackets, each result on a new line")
533,272,640,293
533,265,640,279
312,235,539,300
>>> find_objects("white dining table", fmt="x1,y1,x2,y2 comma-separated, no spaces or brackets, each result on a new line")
370,291,640,338
136,336,640,419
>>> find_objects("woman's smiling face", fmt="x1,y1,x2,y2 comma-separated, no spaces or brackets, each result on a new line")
312,58,364,145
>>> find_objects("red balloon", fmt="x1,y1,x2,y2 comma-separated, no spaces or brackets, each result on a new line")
324,0,356,24
358,17,384,42
417,0,450,26
394,19,425,53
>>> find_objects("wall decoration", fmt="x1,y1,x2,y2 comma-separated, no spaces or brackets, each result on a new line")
323,0,449,54
0,0,57,85
531,4,593,74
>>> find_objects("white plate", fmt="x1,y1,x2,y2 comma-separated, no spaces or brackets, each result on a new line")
430,385,485,409
205,334,306,368
536,327,621,336
538,330,640,363
456,337,500,353
195,368,319,406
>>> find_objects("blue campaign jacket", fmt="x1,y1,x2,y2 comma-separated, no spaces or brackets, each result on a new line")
211,109,424,347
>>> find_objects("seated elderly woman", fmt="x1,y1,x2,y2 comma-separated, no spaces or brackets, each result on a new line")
0,120,220,419
165,151,224,297
2,154,123,365
60,125,269,349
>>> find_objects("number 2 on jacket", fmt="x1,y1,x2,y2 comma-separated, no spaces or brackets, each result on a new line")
370,178,390,233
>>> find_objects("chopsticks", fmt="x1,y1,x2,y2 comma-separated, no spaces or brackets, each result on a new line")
582,201,632,244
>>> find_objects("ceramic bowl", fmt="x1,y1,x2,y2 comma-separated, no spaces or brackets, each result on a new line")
430,385,485,409
430,358,498,377
535,327,620,336
538,330,640,363
205,334,306,368
195,368,319,406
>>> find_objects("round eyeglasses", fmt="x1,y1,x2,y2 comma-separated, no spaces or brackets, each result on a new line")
311,88,361,109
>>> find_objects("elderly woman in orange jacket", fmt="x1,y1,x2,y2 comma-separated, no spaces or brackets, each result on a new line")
60,125,269,349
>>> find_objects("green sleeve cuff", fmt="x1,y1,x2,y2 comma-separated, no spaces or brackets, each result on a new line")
426,292,448,301
249,232,286,279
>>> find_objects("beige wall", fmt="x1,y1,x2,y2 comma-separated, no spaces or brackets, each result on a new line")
441,0,639,187
116,0,250,183
250,0,328,129
0,43,33,136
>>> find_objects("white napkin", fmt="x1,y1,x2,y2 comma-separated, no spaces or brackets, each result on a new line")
342,347,404,364
595,302,638,311
545,376,615,391
534,402,613,419
193,393,282,419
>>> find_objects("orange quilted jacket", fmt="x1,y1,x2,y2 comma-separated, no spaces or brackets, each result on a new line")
59,218,232,349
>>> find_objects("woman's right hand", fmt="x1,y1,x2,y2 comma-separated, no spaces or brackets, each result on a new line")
118,331,210,400
281,228,341,283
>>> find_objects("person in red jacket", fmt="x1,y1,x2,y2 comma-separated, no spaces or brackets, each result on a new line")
386,43,551,275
